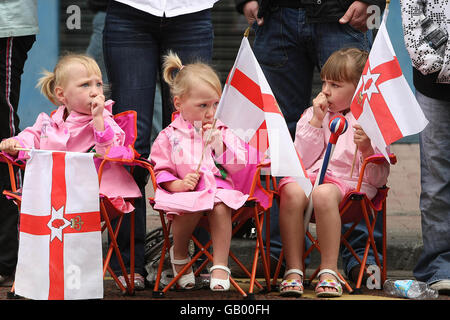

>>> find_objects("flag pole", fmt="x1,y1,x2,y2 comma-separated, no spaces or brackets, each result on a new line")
195,118,218,172
384,0,390,21
244,27,250,38
349,123,357,178
349,145,358,177
12,147,103,158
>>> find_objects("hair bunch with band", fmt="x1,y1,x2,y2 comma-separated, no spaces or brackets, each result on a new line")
162,51,222,100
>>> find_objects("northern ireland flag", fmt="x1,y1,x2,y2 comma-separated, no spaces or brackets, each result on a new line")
14,150,103,300
350,17,428,161
215,36,312,196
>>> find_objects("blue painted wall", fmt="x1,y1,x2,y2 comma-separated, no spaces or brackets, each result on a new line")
18,0,59,130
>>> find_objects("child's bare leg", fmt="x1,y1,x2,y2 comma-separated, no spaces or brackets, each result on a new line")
208,203,232,289
312,183,342,294
171,213,203,274
279,183,308,290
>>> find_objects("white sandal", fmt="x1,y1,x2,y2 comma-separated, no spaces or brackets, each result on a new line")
169,246,195,289
280,269,304,297
209,265,231,291
315,269,344,297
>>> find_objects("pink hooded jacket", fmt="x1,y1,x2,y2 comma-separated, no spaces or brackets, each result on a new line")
8,100,141,200
150,115,249,214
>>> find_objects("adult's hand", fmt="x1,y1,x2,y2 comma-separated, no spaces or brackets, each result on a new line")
243,1,264,26
339,1,370,32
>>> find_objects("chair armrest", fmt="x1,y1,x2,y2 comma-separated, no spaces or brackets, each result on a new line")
97,156,157,190
356,153,397,192
363,153,397,166
0,153,25,192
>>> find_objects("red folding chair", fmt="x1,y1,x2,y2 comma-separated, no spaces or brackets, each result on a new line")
150,112,275,299
1,110,154,297
272,153,397,294
97,110,155,295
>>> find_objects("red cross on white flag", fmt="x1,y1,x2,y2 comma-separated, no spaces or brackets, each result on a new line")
215,36,312,196
350,18,428,161
14,150,103,300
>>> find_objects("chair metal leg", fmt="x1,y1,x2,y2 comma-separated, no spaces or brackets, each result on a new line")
382,202,387,284
129,209,135,292
271,249,284,287
100,202,133,294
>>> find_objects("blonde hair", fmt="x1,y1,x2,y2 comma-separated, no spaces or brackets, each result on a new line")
320,48,369,86
36,53,102,105
162,51,222,100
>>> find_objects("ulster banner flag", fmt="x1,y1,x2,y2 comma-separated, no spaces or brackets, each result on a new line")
350,17,428,161
14,150,103,300
215,36,312,196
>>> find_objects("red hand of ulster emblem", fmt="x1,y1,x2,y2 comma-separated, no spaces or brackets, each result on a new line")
52,219,66,229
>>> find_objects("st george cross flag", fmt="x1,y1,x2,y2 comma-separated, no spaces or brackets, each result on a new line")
350,16,428,161
14,150,103,300
215,36,312,196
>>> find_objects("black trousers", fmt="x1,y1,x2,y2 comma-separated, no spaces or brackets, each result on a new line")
0,35,35,276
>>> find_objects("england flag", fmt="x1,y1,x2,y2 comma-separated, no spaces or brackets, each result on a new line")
215,36,312,196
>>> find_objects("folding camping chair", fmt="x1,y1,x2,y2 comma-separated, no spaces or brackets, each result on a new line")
149,112,275,299
96,110,154,295
0,152,22,297
271,153,397,294
0,110,154,297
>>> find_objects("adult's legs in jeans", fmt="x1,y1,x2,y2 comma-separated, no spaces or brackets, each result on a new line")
413,91,450,285
150,84,163,143
340,216,383,279
0,164,19,280
86,11,108,86
158,9,214,128
158,10,214,271
103,2,160,278
103,3,214,277
252,8,315,138
252,8,315,264
0,36,35,281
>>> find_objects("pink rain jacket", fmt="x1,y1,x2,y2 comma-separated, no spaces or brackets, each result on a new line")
280,107,390,199
9,100,141,200
150,115,249,214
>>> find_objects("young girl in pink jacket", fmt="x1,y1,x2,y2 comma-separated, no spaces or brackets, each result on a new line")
0,54,141,206
150,52,249,291
277,48,390,298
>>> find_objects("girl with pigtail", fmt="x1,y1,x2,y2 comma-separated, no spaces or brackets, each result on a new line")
0,53,141,212
1,54,122,156
150,51,249,292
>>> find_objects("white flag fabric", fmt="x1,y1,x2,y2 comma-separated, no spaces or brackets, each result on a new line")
350,17,428,161
15,150,103,300
215,37,312,196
